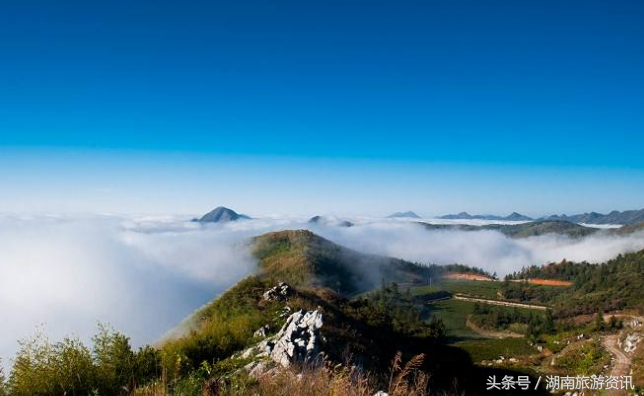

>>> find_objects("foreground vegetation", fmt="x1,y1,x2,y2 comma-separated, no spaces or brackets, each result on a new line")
4,229,644,395
2,325,160,396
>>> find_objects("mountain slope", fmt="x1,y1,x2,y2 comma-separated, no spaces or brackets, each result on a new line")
251,230,428,295
439,212,532,221
195,206,250,223
544,208,644,225
419,220,598,238
505,249,644,316
159,230,534,395
387,211,421,219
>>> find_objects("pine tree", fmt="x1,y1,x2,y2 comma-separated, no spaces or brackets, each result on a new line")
543,309,555,334
594,311,605,332
0,360,6,396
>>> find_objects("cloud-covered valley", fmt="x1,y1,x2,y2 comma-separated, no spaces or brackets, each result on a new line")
2,214,644,367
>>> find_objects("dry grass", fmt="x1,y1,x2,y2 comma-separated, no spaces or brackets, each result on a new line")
132,353,434,396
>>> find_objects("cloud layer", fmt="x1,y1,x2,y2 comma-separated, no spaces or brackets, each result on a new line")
308,220,644,276
0,215,257,367
2,214,644,369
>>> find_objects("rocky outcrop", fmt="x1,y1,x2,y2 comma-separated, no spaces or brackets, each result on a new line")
241,309,325,378
269,310,324,368
622,333,641,353
263,282,293,302
240,283,324,378
254,325,270,338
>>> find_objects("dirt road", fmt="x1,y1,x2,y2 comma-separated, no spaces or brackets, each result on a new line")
603,334,631,396
453,295,549,311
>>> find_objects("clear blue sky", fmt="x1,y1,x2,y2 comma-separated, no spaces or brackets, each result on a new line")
0,0,643,216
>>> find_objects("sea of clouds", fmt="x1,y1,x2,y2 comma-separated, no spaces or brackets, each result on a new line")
2,213,644,369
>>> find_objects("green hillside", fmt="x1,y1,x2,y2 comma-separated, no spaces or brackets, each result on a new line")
251,229,429,295
418,220,598,238
506,249,644,316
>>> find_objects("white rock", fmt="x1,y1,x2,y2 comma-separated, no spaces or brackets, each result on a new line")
623,333,641,353
263,282,293,302
248,361,272,379
269,310,324,368
254,325,270,338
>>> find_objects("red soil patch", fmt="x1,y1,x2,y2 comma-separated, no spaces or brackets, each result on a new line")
445,272,495,281
511,278,573,287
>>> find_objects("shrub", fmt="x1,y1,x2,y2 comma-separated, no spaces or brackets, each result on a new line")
7,332,97,396
0,361,6,396
5,326,161,396
160,277,282,381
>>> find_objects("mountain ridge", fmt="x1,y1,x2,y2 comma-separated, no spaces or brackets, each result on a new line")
194,206,251,223
439,212,532,221
251,229,427,295
387,211,421,219
542,208,644,225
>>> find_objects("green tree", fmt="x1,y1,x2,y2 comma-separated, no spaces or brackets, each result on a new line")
0,360,6,396
593,311,605,332
8,333,96,396
93,324,136,395
133,345,161,386
543,309,555,334
608,315,620,330
391,282,400,296
427,316,447,339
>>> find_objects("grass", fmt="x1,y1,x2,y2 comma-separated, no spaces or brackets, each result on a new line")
410,279,500,300
552,338,610,375
440,280,500,299
424,300,481,340
161,277,284,379
454,338,538,362
420,291,542,366
134,353,432,396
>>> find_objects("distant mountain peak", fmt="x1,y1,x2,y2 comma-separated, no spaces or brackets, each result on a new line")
195,206,250,223
387,211,421,219
308,215,354,227
542,208,644,225
505,212,532,221
439,212,532,221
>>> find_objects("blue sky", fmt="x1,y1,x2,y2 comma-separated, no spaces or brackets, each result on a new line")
0,0,643,215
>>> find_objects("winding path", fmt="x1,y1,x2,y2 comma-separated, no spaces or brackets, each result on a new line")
603,334,631,396
453,295,549,311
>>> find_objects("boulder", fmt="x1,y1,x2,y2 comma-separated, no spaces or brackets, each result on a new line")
254,325,270,338
624,333,641,353
268,310,324,368
244,361,273,379
263,282,293,302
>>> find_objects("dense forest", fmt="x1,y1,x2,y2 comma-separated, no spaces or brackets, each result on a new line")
505,250,644,316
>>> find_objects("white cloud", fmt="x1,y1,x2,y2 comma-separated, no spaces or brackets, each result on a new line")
0,215,257,367
310,221,644,276
2,214,643,371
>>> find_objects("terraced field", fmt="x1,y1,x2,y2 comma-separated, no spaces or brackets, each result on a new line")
410,279,500,299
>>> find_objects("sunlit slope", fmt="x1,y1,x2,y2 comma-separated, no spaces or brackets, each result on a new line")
251,229,428,295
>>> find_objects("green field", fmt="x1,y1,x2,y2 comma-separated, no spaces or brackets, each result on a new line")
410,279,500,299
442,279,501,298
454,338,539,362
424,299,481,340
416,279,547,365
423,299,539,362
